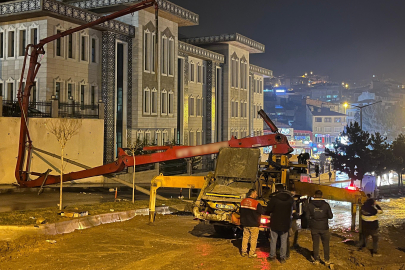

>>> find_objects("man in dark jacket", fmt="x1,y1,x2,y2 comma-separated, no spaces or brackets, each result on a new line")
240,189,263,258
357,196,383,256
307,190,333,266
267,184,294,263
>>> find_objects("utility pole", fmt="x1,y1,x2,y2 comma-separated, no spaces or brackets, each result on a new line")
350,101,382,130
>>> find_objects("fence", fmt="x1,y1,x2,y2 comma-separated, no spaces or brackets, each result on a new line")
59,102,99,119
2,100,51,118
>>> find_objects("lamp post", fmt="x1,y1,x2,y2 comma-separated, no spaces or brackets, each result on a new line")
349,101,382,130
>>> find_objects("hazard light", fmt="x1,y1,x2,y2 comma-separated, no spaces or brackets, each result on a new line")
346,184,358,191
261,218,268,224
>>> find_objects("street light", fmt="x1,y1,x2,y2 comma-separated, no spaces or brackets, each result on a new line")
350,101,382,130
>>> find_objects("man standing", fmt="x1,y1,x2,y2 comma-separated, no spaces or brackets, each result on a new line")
267,184,294,263
307,190,333,266
240,189,263,258
357,196,383,256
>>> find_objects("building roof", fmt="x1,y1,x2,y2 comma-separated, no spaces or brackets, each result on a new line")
307,105,346,116
67,0,199,26
179,41,224,63
0,0,135,36
250,64,272,77
181,33,265,53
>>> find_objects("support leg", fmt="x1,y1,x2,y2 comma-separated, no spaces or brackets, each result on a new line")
351,203,357,231
149,184,157,223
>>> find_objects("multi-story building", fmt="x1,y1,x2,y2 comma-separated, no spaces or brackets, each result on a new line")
0,0,272,165
182,34,272,140
306,105,346,152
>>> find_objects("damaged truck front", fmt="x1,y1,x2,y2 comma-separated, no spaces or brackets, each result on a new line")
193,148,270,232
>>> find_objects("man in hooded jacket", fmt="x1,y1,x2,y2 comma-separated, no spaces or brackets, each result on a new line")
306,190,333,266
357,196,383,256
267,184,294,263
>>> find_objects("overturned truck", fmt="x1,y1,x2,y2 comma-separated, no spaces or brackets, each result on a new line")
193,147,367,233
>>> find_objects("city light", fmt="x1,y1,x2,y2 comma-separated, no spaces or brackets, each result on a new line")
343,102,348,108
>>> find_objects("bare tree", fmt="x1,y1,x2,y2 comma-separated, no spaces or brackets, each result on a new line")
45,118,82,210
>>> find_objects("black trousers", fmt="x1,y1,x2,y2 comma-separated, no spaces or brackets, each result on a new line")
359,228,378,253
286,219,299,258
311,229,330,261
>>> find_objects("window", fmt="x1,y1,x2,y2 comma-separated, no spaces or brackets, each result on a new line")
145,131,151,144
334,117,341,123
91,37,97,63
151,88,158,114
240,61,246,89
253,105,256,118
67,83,74,100
196,130,201,145
18,29,26,56
0,31,3,58
144,30,151,72
162,131,168,145
161,36,167,75
55,82,61,103
68,33,74,59
143,88,150,114
80,34,88,61
0,82,3,97
325,117,332,122
151,33,155,73
324,127,331,132
80,84,85,109
190,62,195,82
8,30,15,57
56,30,63,57
155,131,161,145
189,130,195,146
197,64,202,83
91,85,95,108
235,101,238,117
231,100,235,117
334,127,341,132
161,90,167,115
168,91,174,114
235,59,239,88
168,38,174,76
30,27,38,45
196,96,202,117
6,82,14,101
231,58,235,88
259,80,263,93
203,65,206,84
189,96,195,116
137,130,144,142
315,117,322,122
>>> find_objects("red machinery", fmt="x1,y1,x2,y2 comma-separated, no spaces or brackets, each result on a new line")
14,0,293,188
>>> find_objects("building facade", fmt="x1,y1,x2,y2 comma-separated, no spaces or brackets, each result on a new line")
0,0,272,164
306,105,346,152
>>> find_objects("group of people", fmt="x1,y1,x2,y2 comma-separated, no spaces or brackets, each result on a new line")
240,185,383,265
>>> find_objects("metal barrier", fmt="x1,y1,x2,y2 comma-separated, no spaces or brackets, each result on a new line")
58,102,99,119
2,100,51,118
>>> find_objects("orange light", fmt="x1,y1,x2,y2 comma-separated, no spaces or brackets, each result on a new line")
261,218,268,224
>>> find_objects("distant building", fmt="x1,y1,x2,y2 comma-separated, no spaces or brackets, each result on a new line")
306,105,346,153
310,83,343,102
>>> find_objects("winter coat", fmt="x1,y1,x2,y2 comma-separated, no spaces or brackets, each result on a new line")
306,198,333,230
267,191,294,232
361,198,383,231
240,197,263,227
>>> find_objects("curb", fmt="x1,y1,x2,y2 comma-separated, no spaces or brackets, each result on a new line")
39,206,172,235
0,206,173,240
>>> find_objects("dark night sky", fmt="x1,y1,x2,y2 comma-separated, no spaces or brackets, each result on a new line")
174,0,405,83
